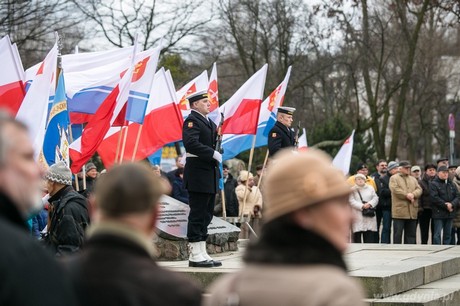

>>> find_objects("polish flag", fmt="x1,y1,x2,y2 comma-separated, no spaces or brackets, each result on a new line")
0,36,25,115
175,70,208,118
221,66,291,160
298,128,308,151
221,64,268,135
97,68,183,168
333,130,355,175
207,63,220,126
16,44,58,160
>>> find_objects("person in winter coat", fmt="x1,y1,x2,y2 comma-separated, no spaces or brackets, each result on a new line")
0,112,77,306
375,161,399,243
205,149,366,306
429,166,459,245
389,161,422,244
235,170,263,238
69,163,202,306
214,163,239,217
349,174,379,243
452,167,460,245
171,168,189,204
418,163,437,244
44,161,90,255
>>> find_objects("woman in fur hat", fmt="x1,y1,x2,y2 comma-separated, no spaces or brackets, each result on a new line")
349,174,379,243
205,149,366,306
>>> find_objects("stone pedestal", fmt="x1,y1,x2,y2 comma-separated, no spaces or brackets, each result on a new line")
153,195,240,261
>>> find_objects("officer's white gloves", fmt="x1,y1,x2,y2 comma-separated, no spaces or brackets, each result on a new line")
213,151,223,163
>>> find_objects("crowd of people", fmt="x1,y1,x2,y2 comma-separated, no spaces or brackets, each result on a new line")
349,158,460,245
4,87,455,305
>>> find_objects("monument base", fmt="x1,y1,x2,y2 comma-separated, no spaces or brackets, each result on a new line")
154,195,241,261
153,234,239,261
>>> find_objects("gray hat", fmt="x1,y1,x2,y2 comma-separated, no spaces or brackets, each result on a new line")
45,161,72,185
86,162,97,172
387,161,399,171
437,165,449,172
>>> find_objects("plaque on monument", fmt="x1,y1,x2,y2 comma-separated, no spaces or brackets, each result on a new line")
156,195,240,240
156,195,190,240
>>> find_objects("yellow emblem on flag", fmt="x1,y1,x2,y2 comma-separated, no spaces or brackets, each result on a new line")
272,132,277,137
188,122,193,128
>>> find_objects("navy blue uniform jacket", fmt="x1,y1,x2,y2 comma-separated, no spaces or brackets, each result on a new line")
268,121,295,156
182,110,219,194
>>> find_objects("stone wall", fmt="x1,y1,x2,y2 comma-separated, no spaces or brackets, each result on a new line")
153,230,240,261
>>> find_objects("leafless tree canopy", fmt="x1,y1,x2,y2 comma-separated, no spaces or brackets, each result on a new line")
70,0,213,52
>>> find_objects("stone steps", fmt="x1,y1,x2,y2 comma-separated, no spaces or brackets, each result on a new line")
160,244,460,306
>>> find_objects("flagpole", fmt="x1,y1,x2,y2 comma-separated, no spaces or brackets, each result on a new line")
67,123,80,191
131,125,143,162
82,165,87,190
256,149,270,188
114,126,124,163
240,134,257,219
119,125,129,163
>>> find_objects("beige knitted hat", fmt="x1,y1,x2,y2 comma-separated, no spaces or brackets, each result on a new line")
263,149,351,223
238,170,253,182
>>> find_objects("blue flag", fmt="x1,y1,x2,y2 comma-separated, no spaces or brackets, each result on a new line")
42,72,70,166
221,114,276,161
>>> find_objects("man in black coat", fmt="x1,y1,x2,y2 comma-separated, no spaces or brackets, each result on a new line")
430,165,459,245
0,113,77,306
375,161,399,243
182,90,222,267
44,161,90,255
214,163,239,217
267,106,296,157
418,163,437,244
69,163,202,306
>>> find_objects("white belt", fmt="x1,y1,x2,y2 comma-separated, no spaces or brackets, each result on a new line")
186,153,198,158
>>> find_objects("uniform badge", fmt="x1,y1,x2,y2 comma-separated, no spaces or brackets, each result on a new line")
271,132,277,137
188,122,193,128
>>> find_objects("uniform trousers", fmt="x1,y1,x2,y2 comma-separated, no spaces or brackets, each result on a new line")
187,191,216,242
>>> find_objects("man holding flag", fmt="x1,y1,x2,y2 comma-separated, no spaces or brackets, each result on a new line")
267,106,296,157
182,90,222,268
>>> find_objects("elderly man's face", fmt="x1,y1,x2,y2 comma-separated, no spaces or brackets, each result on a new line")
278,113,293,128
0,124,42,214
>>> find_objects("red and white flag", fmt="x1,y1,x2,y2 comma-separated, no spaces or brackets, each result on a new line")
69,44,143,173
175,70,208,118
332,130,355,175
16,43,58,160
221,64,268,135
0,35,25,115
298,128,308,151
97,68,183,168
207,62,220,125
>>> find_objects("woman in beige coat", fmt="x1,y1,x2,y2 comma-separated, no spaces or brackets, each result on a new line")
350,174,379,243
205,149,366,306
235,171,263,238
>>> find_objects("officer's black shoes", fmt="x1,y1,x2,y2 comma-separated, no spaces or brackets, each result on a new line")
189,260,214,268
210,259,222,267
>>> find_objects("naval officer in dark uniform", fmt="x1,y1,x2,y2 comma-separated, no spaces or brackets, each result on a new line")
182,90,222,268
268,106,296,157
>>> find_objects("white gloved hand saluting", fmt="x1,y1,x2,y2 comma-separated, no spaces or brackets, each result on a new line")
213,151,222,163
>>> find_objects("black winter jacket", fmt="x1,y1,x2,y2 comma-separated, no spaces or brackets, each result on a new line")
430,177,459,219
